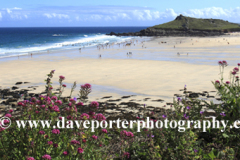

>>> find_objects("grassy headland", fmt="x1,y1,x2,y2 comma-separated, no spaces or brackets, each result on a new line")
152,14,240,32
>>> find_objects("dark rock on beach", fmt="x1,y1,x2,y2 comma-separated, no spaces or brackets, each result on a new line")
189,93,199,98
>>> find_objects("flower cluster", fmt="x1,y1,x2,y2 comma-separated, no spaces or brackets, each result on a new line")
120,130,134,138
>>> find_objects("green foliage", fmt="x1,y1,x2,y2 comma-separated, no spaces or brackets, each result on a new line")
152,15,240,31
0,62,240,159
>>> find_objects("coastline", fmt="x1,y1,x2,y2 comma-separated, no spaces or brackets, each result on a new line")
1,34,240,109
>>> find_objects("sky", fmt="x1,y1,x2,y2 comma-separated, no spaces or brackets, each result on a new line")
0,0,240,27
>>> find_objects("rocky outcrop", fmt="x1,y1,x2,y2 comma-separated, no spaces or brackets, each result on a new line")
107,28,224,37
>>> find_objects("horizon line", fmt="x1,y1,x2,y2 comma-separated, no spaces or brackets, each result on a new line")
0,26,151,28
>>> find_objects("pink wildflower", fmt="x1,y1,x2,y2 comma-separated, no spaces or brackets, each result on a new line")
95,113,106,121
51,96,57,101
90,101,99,108
71,140,80,145
92,135,98,140
55,100,62,105
39,131,45,135
59,75,65,80
102,129,108,133
47,141,53,145
81,83,91,89
222,60,227,66
215,80,220,84
63,151,68,155
80,113,90,120
124,152,130,158
42,154,51,160
126,132,134,137
234,67,239,72
5,114,12,118
88,111,95,115
77,147,84,153
77,102,84,106
218,61,223,65
52,129,60,134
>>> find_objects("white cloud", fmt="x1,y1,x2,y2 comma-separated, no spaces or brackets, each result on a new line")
183,7,240,19
132,10,145,20
43,13,69,19
88,14,102,20
104,16,112,21
117,13,131,19
144,10,153,20
13,7,22,10
75,16,81,21
152,11,160,19
160,8,178,18
6,8,12,14
1,6,240,25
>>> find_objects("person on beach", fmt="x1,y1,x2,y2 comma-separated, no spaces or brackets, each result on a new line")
31,53,32,58
99,54,101,58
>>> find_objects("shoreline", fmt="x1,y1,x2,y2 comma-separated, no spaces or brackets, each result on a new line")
1,34,240,109
0,36,150,62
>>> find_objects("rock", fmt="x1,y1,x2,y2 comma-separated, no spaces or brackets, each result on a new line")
152,99,164,102
101,96,112,99
121,96,131,99
207,96,215,98
4,95,13,99
106,103,117,105
29,93,35,97
12,94,21,98
9,102,18,107
15,82,23,85
107,99,121,102
8,98,18,102
189,93,199,98
12,86,19,90
107,27,224,37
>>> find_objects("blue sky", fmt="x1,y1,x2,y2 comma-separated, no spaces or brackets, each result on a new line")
0,0,240,27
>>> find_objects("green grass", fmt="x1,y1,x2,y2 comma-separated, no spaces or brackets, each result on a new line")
152,15,240,31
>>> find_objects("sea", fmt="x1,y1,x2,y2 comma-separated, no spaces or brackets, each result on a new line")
0,27,148,58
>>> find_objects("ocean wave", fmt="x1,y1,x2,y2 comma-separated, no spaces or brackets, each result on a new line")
0,34,135,57
52,34,66,36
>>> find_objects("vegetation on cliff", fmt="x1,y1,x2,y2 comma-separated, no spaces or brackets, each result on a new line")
152,14,240,31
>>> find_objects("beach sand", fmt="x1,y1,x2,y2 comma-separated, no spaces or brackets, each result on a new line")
0,34,239,108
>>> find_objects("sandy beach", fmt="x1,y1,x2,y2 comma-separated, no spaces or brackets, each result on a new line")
0,34,240,108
